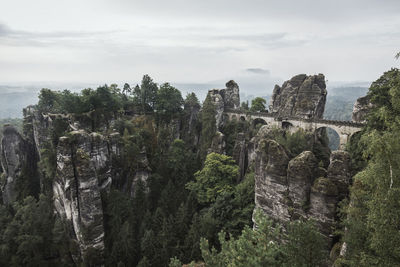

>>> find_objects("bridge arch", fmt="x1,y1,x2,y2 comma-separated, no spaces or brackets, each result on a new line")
253,118,267,128
223,110,364,149
282,121,294,130
315,126,340,151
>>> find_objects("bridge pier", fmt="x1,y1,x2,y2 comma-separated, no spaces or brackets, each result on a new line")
339,134,350,150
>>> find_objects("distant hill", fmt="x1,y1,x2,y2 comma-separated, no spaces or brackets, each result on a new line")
0,83,368,119
324,86,368,121
0,88,40,118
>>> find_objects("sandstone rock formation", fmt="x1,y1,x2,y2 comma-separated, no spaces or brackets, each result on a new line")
23,106,70,159
269,74,327,119
287,151,318,219
352,95,372,123
208,131,226,154
53,130,108,262
0,125,39,204
309,177,338,238
207,80,240,129
327,151,351,199
254,140,291,223
253,140,351,242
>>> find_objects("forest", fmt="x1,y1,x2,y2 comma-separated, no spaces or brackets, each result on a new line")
0,69,399,267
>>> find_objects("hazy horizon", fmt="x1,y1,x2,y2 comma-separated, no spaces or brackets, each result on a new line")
1,0,399,87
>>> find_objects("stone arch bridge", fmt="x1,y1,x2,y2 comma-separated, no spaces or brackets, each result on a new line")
224,109,365,149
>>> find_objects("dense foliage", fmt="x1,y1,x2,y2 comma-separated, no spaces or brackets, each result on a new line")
1,69,398,266
339,68,400,266
250,97,267,112
170,210,326,267
0,76,256,266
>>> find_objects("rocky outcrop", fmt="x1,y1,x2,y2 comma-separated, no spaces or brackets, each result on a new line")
53,130,109,262
0,125,39,204
254,139,351,242
327,151,351,199
224,80,240,110
248,125,285,166
208,131,226,154
352,95,372,123
287,151,318,219
23,106,70,159
309,177,338,238
254,140,291,223
207,80,240,129
269,74,327,119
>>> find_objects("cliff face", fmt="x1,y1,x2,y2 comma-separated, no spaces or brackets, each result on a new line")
0,74,359,264
0,125,39,204
253,74,354,246
269,74,327,119
254,140,350,241
254,140,291,222
17,107,124,262
53,131,111,261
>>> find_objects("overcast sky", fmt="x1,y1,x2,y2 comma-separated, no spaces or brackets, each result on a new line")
0,0,399,94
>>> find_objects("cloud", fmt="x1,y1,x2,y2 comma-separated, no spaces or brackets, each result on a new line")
0,23,119,47
245,68,270,75
0,24,11,36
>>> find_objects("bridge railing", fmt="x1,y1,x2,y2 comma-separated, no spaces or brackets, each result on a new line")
224,108,365,128
224,108,275,118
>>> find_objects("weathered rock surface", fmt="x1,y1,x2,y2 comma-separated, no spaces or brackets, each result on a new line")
254,138,351,242
287,151,318,219
53,130,108,262
208,131,226,154
254,140,291,223
248,125,284,166
0,125,38,204
269,74,327,119
307,151,350,241
327,151,351,199
352,95,372,123
23,106,70,159
207,80,240,129
309,177,338,238
224,80,240,110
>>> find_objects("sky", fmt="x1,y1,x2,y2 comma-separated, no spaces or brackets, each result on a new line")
0,0,400,96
